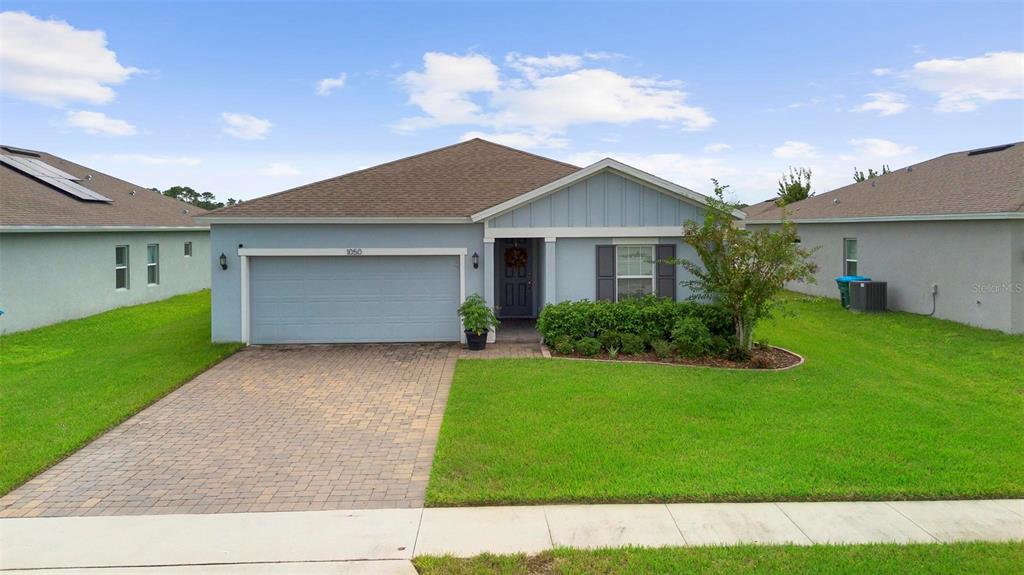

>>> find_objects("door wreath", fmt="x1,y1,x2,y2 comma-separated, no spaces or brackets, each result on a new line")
504,245,529,268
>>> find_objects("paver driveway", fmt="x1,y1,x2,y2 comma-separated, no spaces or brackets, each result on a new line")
0,344,461,517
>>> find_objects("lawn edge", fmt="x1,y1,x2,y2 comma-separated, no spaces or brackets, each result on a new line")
0,341,244,496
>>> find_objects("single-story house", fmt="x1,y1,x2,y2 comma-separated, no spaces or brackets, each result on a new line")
744,142,1023,334
0,145,211,333
200,139,743,344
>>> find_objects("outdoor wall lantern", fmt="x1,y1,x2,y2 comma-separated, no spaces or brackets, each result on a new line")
472,252,479,269
219,253,228,270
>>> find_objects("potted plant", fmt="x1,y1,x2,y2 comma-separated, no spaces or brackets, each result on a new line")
458,293,499,350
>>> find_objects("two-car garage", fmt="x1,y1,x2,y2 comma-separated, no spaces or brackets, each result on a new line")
242,249,465,344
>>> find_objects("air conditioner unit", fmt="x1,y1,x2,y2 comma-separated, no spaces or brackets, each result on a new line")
850,281,887,312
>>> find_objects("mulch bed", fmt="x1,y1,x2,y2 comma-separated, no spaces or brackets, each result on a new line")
548,344,803,370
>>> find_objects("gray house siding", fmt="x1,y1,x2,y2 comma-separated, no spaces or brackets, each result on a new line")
489,171,705,229
210,223,486,342
553,237,698,303
748,220,1022,334
0,230,210,334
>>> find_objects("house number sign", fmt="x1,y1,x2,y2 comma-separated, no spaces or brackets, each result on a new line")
346,248,363,256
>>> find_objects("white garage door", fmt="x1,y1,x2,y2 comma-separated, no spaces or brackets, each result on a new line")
248,255,461,344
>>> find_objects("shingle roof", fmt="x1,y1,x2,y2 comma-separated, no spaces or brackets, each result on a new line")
205,139,581,219
744,142,1024,222
0,146,206,228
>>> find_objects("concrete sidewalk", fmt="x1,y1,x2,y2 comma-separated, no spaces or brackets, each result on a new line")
1,500,1021,571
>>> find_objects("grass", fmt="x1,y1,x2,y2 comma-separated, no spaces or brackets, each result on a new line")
0,290,243,494
427,294,1024,506
413,542,1024,574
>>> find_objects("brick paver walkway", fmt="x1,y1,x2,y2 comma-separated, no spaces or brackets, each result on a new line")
1,344,462,517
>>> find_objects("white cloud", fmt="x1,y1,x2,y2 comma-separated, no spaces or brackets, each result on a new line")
853,92,909,116
257,162,300,176
221,112,272,140
871,68,893,76
461,131,569,149
394,51,714,143
704,142,732,153
772,141,818,159
66,110,137,136
394,52,500,132
316,73,347,96
849,138,916,158
908,51,1024,112
0,11,138,106
562,150,735,193
91,153,200,166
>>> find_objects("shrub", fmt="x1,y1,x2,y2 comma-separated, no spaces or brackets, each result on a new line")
619,333,646,355
576,337,602,356
552,335,575,355
537,296,731,345
457,294,499,336
651,339,673,360
671,316,714,358
598,331,624,353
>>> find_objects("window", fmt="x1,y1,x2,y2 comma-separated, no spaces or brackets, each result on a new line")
147,244,160,285
115,245,129,290
843,238,858,276
615,245,655,300
184,241,192,257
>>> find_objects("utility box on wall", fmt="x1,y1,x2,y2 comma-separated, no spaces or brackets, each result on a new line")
850,281,888,312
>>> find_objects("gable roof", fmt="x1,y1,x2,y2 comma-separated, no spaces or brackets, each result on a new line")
744,142,1024,223
0,146,207,229
470,157,746,222
203,139,580,220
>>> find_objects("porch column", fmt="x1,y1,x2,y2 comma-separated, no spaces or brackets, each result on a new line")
544,237,557,305
483,238,496,343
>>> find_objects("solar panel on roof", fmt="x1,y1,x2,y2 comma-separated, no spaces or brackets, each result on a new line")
0,154,113,203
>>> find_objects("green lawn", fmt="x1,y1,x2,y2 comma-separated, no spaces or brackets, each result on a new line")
428,295,1024,506
414,542,1024,575
0,290,242,494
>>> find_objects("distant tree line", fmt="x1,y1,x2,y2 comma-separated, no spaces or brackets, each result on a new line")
157,186,240,210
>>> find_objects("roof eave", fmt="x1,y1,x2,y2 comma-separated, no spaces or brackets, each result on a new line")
196,216,475,225
744,211,1024,225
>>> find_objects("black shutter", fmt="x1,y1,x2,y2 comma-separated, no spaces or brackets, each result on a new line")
656,244,676,300
596,245,616,301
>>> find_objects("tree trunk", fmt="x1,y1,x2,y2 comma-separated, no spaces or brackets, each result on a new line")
735,315,754,351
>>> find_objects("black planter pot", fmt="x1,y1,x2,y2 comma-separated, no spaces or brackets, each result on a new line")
464,330,488,351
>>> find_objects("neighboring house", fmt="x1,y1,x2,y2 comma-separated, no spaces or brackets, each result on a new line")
0,145,211,333
744,142,1023,334
200,139,743,344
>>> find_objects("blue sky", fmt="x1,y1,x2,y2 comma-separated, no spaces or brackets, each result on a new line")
2,1,1022,204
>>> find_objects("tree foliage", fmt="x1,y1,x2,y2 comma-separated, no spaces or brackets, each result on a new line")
776,166,813,206
853,165,891,182
674,179,819,352
161,186,240,210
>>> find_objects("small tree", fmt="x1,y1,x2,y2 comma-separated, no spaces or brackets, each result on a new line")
674,180,818,353
853,165,891,182
776,167,812,206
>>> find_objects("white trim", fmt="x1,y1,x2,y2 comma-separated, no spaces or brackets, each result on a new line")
0,225,208,233
240,255,249,344
238,247,468,257
485,226,682,239
237,247,467,345
744,212,1024,225
470,158,747,222
613,237,657,245
483,237,495,244
199,216,471,225
544,237,557,243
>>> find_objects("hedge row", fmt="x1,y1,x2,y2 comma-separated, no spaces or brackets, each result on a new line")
536,296,733,345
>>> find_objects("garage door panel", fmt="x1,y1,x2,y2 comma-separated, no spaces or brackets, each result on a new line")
250,256,460,343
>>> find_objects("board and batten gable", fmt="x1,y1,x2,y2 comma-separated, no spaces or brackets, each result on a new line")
488,171,705,229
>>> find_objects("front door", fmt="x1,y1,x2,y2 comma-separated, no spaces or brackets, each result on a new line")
497,239,534,318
